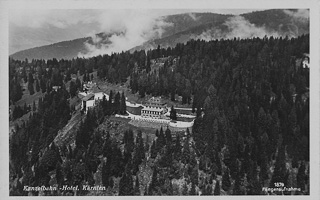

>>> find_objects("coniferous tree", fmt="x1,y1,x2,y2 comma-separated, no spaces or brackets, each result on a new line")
114,92,121,114
190,182,197,195
150,140,157,159
32,101,36,112
40,78,46,93
165,127,172,144
56,162,63,187
148,167,159,195
174,134,182,160
182,136,190,164
28,82,35,95
134,176,140,195
120,92,127,114
101,160,111,188
222,168,231,192
182,183,188,195
170,105,177,120
157,127,166,150
133,130,144,174
69,81,77,98
214,180,220,195
270,144,288,190
297,161,306,193
35,79,40,92
119,165,134,195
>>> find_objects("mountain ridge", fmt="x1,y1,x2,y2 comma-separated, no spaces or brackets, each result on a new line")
10,9,309,61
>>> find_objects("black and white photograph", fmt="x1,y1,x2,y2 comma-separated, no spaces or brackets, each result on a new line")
1,0,319,198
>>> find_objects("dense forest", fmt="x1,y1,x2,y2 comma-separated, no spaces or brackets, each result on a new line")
9,34,309,195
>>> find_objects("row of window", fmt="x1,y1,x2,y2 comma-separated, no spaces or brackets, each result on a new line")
142,115,161,119
142,110,163,115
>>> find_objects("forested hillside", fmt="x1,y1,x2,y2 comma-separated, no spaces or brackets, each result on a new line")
11,10,309,61
9,35,309,195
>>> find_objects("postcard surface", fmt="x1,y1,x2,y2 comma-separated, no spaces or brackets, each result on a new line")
1,0,319,199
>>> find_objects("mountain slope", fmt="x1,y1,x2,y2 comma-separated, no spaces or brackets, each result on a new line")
131,9,309,52
10,9,309,60
10,38,88,61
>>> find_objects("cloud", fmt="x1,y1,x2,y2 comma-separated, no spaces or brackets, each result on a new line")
78,10,173,57
283,9,309,22
224,16,279,38
195,15,279,41
9,9,266,56
9,9,98,29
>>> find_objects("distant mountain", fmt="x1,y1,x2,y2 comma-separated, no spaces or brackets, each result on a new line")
131,9,309,52
10,38,89,61
10,32,113,61
10,9,309,60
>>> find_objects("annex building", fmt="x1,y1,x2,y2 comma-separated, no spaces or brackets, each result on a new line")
79,92,109,113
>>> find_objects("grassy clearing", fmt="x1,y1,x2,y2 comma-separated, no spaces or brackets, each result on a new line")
100,116,157,145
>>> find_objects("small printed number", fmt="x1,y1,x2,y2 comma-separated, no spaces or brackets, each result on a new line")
274,182,284,187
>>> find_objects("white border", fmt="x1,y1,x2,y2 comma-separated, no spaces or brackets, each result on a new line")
0,0,319,200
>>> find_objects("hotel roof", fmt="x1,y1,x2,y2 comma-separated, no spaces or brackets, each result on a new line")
82,93,95,101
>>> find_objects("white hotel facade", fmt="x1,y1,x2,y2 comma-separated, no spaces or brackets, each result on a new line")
141,97,168,119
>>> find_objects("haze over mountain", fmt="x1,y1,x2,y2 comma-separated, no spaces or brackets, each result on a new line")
10,9,309,61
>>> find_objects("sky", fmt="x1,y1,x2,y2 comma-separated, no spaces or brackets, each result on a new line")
9,9,263,54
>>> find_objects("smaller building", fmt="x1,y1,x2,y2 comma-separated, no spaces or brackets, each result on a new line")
302,53,309,69
81,93,95,112
83,81,96,91
94,92,108,101
80,92,109,113
52,86,61,92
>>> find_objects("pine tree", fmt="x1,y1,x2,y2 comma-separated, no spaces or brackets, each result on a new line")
297,161,306,193
182,136,190,164
83,73,87,82
134,176,140,195
157,127,166,150
102,160,111,188
190,167,199,185
119,165,134,195
28,82,35,95
146,55,151,73
114,92,121,114
32,101,36,112
233,172,245,195
174,134,182,160
182,183,188,195
170,105,177,120
69,81,77,98
150,140,157,159
222,168,231,192
270,145,288,190
28,72,34,84
145,134,150,153
133,130,144,174
40,78,46,93
35,79,40,92
165,127,172,144
190,182,197,195
56,162,63,187
148,167,159,195
214,180,220,195
120,92,126,114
